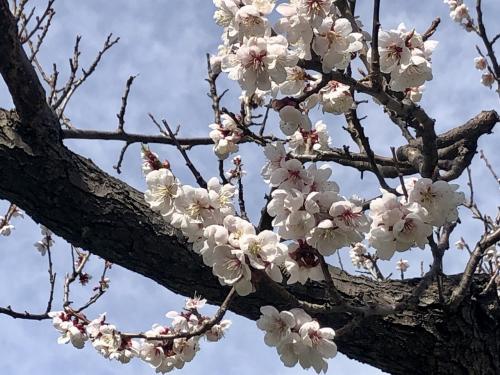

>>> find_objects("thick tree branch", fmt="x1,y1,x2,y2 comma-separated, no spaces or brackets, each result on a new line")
0,0,54,125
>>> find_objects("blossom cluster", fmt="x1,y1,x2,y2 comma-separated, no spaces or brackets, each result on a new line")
207,1,439,161
256,306,337,374
143,141,466,291
0,205,23,236
368,178,464,260
34,225,54,256
444,0,473,30
48,296,231,373
368,23,437,95
473,56,495,89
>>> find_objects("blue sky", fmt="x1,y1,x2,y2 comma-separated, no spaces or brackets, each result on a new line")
0,1,499,374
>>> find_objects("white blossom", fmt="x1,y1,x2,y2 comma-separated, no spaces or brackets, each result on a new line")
288,120,331,154
0,223,14,236
279,105,312,136
481,72,495,88
396,259,410,272
48,311,87,349
286,241,324,284
221,35,298,94
313,17,363,72
319,81,354,114
400,178,465,227
144,169,180,218
474,56,487,70
261,141,287,182
270,158,313,192
368,191,433,260
256,305,296,346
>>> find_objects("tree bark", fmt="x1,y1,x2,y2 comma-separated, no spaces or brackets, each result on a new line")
0,108,499,375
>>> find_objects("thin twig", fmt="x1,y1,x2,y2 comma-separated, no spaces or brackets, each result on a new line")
448,227,500,309
370,0,382,87
117,75,136,132
63,251,91,307
479,149,499,186
391,146,408,200
122,287,236,341
149,115,207,188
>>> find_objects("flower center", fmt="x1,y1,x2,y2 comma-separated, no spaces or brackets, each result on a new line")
248,242,262,256
247,50,267,71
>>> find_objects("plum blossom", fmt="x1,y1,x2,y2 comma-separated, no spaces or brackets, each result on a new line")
144,168,180,218
34,225,54,256
292,0,335,28
369,24,436,93
256,305,296,346
455,239,466,250
212,245,254,295
221,35,299,94
319,80,354,114
474,56,487,70
396,259,410,272
209,113,243,160
234,5,271,39
213,0,239,28
141,146,169,175
371,29,411,74
279,66,319,96
349,242,368,268
313,17,363,72
299,320,337,371
240,230,285,273
404,85,425,103
285,241,324,284
184,296,207,311
270,158,313,192
279,105,312,135
481,72,495,88
48,311,87,349
206,320,232,342
0,222,14,236
288,120,331,154
400,178,465,227
257,306,337,373
275,2,314,59
389,53,433,92
368,191,433,260
261,142,287,182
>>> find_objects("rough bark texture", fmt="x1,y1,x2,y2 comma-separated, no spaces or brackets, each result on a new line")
0,109,499,375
